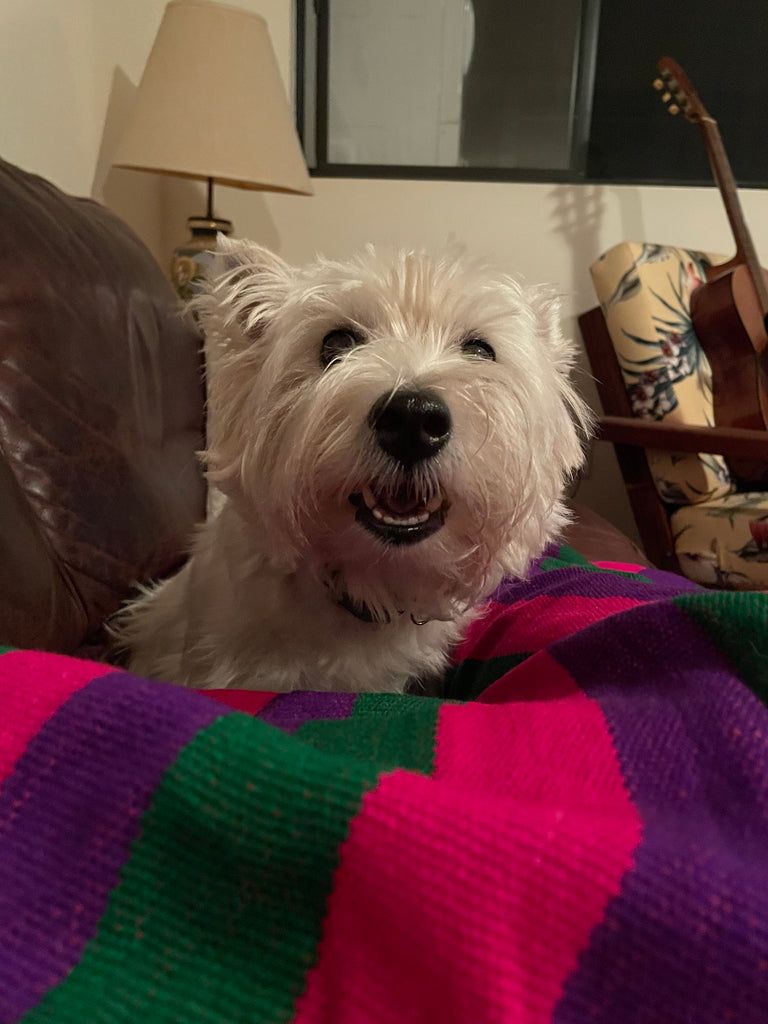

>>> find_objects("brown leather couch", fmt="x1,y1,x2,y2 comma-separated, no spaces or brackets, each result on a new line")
0,157,205,655
0,157,644,663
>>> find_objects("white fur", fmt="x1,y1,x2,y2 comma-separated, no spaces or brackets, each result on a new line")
114,240,590,692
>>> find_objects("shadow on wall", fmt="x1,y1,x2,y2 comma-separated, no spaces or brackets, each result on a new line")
91,66,282,277
548,184,606,303
91,67,164,265
547,183,607,420
548,182,650,307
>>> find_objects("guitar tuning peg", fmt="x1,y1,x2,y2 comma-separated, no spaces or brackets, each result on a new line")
653,77,664,90
662,91,672,103
668,103,680,115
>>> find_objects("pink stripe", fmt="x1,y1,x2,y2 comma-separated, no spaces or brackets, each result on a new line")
195,690,276,715
456,593,642,661
452,600,514,661
0,650,113,790
479,649,582,704
436,652,632,800
292,657,642,1024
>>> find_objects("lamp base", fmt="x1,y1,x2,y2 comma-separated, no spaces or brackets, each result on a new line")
171,216,232,301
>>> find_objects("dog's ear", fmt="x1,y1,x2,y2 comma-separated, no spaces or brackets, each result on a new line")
524,283,593,443
213,235,294,280
199,236,298,347
524,284,575,375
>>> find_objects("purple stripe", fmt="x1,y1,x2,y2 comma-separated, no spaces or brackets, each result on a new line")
493,563,699,606
257,691,357,733
0,671,229,1022
538,544,701,594
551,601,768,1022
633,565,702,592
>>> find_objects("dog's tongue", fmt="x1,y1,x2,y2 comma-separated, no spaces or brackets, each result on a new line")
379,484,423,515
359,482,442,519
376,483,430,516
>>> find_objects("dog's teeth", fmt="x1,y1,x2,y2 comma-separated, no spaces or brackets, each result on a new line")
372,507,430,527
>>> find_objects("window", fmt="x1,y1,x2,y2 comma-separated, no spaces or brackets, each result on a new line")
297,0,768,187
298,0,597,181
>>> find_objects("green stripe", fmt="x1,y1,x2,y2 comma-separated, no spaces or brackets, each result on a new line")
541,548,653,581
443,652,531,701
545,545,595,569
296,693,441,775
0,646,15,656
24,713,381,1023
675,591,768,707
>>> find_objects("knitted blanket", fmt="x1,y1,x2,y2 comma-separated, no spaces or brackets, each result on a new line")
2,547,768,1023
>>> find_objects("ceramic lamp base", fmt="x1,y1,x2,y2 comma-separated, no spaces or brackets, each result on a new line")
171,216,232,302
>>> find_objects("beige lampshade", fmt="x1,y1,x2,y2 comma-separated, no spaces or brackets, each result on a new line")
113,0,313,196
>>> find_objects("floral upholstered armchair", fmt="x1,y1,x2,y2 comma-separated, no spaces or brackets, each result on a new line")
582,241,768,590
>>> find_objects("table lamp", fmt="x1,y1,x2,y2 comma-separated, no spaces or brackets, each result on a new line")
112,0,313,299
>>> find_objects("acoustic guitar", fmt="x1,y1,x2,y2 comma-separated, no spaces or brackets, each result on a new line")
655,56,768,485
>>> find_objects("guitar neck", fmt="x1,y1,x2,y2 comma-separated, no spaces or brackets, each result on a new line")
700,116,768,314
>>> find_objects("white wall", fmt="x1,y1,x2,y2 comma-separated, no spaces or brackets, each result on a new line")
1,0,170,261
6,0,768,543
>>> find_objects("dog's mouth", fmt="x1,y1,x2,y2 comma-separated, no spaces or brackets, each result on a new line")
349,483,448,546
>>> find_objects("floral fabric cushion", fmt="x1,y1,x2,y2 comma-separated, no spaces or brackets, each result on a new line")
671,492,768,590
590,242,734,506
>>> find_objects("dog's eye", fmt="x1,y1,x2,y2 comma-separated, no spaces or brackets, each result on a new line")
321,329,363,368
461,338,496,361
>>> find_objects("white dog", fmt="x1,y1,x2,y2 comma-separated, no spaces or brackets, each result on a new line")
115,239,588,692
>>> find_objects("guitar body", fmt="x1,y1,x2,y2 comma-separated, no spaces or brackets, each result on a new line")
691,264,768,485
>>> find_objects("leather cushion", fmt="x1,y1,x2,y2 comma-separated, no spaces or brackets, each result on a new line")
0,158,205,652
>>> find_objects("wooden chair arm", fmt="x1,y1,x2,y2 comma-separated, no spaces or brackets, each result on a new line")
596,416,768,460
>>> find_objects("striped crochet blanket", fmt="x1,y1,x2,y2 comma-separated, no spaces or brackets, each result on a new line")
2,546,768,1023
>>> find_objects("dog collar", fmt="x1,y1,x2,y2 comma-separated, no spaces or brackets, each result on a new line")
336,591,388,624
335,591,430,627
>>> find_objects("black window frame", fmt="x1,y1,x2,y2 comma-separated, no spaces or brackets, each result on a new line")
295,0,603,185
296,1,768,191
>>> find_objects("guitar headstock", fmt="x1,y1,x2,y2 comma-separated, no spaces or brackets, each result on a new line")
654,57,713,124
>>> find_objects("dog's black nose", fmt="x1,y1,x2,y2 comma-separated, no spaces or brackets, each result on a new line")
368,389,452,466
